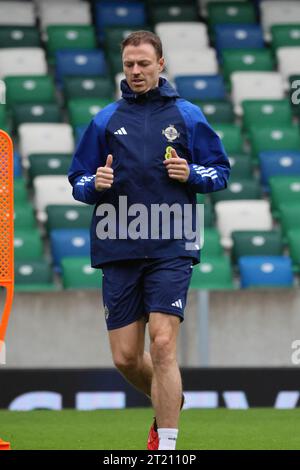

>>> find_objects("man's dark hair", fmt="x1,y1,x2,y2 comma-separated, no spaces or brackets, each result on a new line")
121,30,163,60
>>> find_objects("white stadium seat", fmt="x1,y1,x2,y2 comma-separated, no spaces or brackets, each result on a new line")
18,123,74,163
0,48,47,79
0,1,36,26
276,47,300,89
260,1,300,41
165,48,218,80
33,176,83,222
155,22,209,52
215,200,273,249
39,2,91,31
231,71,285,115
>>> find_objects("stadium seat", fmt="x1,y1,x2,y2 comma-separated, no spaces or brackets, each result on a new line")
39,2,92,31
104,26,151,55
55,50,107,85
50,228,90,269
46,25,97,62
155,22,209,52
194,100,234,123
0,26,40,48
207,2,256,29
249,125,300,161
0,104,8,130
0,48,47,79
197,196,215,227
260,1,300,41
211,179,262,203
61,257,102,289
287,229,300,270
28,154,72,183
174,75,226,101
14,178,28,204
67,98,112,128
14,151,23,178
228,154,253,179
239,255,294,288
149,4,199,24
231,71,285,115
4,76,56,108
214,24,264,54
14,229,44,262
278,203,300,237
18,123,74,163
12,103,62,129
0,1,36,26
190,255,234,290
213,124,243,154
63,76,114,101
232,230,283,263
269,176,300,215
276,47,300,88
201,228,224,257
222,49,274,82
259,151,300,190
46,204,93,232
33,175,82,221
165,48,218,79
200,0,248,18
242,99,293,132
215,200,273,248
14,201,36,230
271,24,300,52
95,1,146,36
14,260,57,292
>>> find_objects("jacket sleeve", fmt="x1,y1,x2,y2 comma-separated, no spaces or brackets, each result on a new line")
178,101,231,194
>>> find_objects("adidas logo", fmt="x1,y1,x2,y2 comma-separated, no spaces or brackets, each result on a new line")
171,299,183,309
114,127,127,135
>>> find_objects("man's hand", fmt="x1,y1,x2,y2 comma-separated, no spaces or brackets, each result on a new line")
95,154,114,191
163,148,190,183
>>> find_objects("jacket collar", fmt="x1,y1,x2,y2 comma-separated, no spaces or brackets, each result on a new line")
120,77,179,102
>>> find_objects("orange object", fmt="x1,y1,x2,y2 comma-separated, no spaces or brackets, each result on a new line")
0,438,11,450
0,130,14,345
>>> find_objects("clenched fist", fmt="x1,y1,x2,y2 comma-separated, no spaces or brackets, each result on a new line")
95,154,114,191
163,148,190,183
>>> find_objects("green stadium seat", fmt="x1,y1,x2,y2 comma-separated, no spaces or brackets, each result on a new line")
278,203,300,237
15,260,57,292
287,229,300,271
0,26,40,48
46,25,97,62
271,24,300,52
196,195,214,227
0,105,8,131
68,98,112,128
242,99,293,132
14,179,28,204
4,76,56,108
231,230,283,264
107,50,124,76
14,201,36,230
61,257,102,289
190,255,234,290
269,176,300,215
46,205,93,232
149,4,199,24
201,228,223,257
63,76,114,101
211,178,262,203
222,49,274,82
207,2,256,29
12,103,62,129
214,124,243,154
28,154,72,184
14,229,44,262
104,26,152,54
194,101,234,123
228,154,253,179
249,126,300,161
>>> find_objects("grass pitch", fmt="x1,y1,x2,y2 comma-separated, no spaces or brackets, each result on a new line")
0,408,299,450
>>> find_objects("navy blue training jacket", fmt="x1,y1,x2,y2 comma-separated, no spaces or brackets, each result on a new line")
68,78,230,268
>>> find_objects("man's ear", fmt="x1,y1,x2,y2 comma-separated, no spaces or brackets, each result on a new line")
159,57,165,73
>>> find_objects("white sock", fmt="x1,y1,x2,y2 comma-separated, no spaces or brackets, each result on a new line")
158,428,178,450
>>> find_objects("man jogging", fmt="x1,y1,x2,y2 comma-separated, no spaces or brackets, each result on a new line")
68,31,230,450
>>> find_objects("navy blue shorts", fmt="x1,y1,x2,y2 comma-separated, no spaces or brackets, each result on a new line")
101,257,194,330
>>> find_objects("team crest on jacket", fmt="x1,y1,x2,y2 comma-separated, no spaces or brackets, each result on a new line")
162,124,180,142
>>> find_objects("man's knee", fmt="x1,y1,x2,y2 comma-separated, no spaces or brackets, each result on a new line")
112,349,141,372
150,334,176,368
